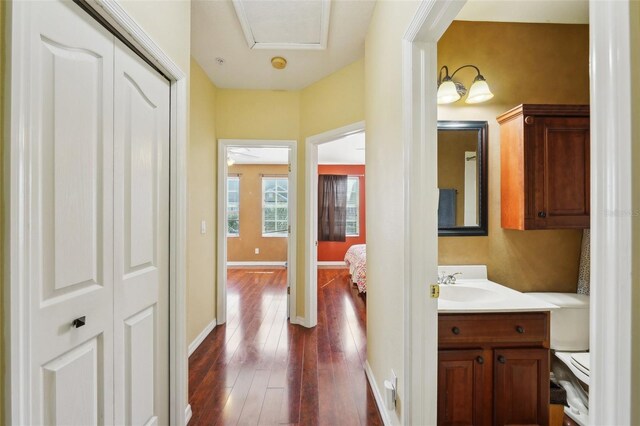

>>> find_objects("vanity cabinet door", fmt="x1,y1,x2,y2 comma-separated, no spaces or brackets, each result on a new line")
493,348,549,426
438,349,491,426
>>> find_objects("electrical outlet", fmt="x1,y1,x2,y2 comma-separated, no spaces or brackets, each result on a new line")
255,248,260,254
200,220,207,235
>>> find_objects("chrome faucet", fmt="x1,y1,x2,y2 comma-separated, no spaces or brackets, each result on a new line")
438,272,462,285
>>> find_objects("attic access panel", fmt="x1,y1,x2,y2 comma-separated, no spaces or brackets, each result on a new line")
232,0,331,50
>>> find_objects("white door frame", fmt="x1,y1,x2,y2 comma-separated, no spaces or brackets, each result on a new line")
304,121,365,329
216,139,297,324
404,0,637,424
4,1,189,425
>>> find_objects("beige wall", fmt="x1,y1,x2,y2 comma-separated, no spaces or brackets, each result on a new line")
630,2,640,420
227,164,289,262
115,0,191,74
364,1,420,423
188,58,218,344
1,2,5,421
438,130,478,226
437,21,589,293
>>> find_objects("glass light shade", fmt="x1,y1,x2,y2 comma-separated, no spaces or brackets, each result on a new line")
465,78,494,104
437,80,461,104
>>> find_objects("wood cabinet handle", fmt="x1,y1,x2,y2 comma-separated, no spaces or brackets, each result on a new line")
497,355,506,364
525,116,534,125
476,356,484,364
451,326,460,335
516,325,525,334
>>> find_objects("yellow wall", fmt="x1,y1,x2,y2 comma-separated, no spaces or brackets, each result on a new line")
0,2,5,421
630,1,640,419
188,58,218,344
115,0,191,74
227,164,289,262
364,1,420,423
437,21,589,293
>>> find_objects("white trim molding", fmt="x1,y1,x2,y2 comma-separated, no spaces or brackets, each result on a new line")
317,261,347,268
305,121,365,329
188,320,217,357
364,361,391,426
227,261,287,268
589,0,637,423
401,1,465,425
5,2,189,425
184,404,193,425
217,140,297,325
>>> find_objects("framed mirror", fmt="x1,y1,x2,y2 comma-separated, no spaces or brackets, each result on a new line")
437,120,488,236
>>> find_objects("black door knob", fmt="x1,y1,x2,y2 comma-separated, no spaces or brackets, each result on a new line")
516,325,525,334
71,316,86,328
497,355,506,364
476,356,484,364
451,326,460,335
538,211,547,218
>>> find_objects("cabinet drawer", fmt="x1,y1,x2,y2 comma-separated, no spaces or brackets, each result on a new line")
439,312,550,347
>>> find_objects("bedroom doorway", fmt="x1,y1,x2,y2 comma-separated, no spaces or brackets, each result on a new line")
305,121,365,327
217,140,297,324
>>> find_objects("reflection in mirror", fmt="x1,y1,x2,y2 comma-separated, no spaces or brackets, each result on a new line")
437,121,488,236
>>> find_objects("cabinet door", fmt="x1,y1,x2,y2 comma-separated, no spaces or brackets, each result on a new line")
494,348,549,426
532,116,590,228
438,350,491,426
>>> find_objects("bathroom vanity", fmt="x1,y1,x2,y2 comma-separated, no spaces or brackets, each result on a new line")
437,266,557,426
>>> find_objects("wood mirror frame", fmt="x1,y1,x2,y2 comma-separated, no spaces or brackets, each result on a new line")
437,120,489,237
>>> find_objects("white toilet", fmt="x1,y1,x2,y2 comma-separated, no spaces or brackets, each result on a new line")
528,292,590,425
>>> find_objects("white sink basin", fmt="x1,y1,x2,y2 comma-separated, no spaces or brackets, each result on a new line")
439,285,503,303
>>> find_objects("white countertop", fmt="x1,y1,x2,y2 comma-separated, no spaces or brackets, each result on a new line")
437,279,558,313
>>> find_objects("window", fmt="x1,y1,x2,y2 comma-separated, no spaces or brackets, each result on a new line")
346,176,360,236
227,176,239,237
262,176,288,237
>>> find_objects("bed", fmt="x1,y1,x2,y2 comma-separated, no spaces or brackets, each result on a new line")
344,244,367,293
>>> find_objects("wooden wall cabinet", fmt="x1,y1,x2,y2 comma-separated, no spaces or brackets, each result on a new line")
438,312,551,426
498,105,590,230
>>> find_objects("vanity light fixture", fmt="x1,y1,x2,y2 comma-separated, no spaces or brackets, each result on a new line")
437,65,494,105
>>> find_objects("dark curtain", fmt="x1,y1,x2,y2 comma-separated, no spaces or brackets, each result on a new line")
318,174,348,242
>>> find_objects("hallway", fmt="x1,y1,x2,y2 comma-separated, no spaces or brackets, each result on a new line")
188,268,383,425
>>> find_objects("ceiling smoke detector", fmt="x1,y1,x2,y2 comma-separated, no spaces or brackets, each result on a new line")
271,56,287,70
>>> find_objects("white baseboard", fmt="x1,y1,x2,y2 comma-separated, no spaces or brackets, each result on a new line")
365,361,392,426
317,261,347,268
188,319,217,357
289,316,314,328
227,261,286,268
185,404,192,425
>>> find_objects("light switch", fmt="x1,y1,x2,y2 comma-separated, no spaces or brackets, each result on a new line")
255,248,260,254
200,220,207,235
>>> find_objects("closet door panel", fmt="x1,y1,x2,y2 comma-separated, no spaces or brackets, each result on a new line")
26,2,115,424
113,38,171,426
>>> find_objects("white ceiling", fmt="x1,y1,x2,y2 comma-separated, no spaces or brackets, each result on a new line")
457,0,589,24
318,132,365,165
191,0,375,90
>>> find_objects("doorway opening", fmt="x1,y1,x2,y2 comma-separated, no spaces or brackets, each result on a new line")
305,122,365,327
217,140,297,325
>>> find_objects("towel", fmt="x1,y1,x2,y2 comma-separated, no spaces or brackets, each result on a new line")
438,189,457,227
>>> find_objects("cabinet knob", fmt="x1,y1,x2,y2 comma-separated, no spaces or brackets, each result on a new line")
71,316,86,329
516,325,525,334
476,356,484,364
451,326,461,335
497,355,506,364
537,211,546,218
525,116,534,125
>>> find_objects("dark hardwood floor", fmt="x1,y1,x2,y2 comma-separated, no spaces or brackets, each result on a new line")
188,268,383,426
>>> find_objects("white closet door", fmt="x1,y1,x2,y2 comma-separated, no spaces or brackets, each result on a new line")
113,39,171,426
27,2,115,425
